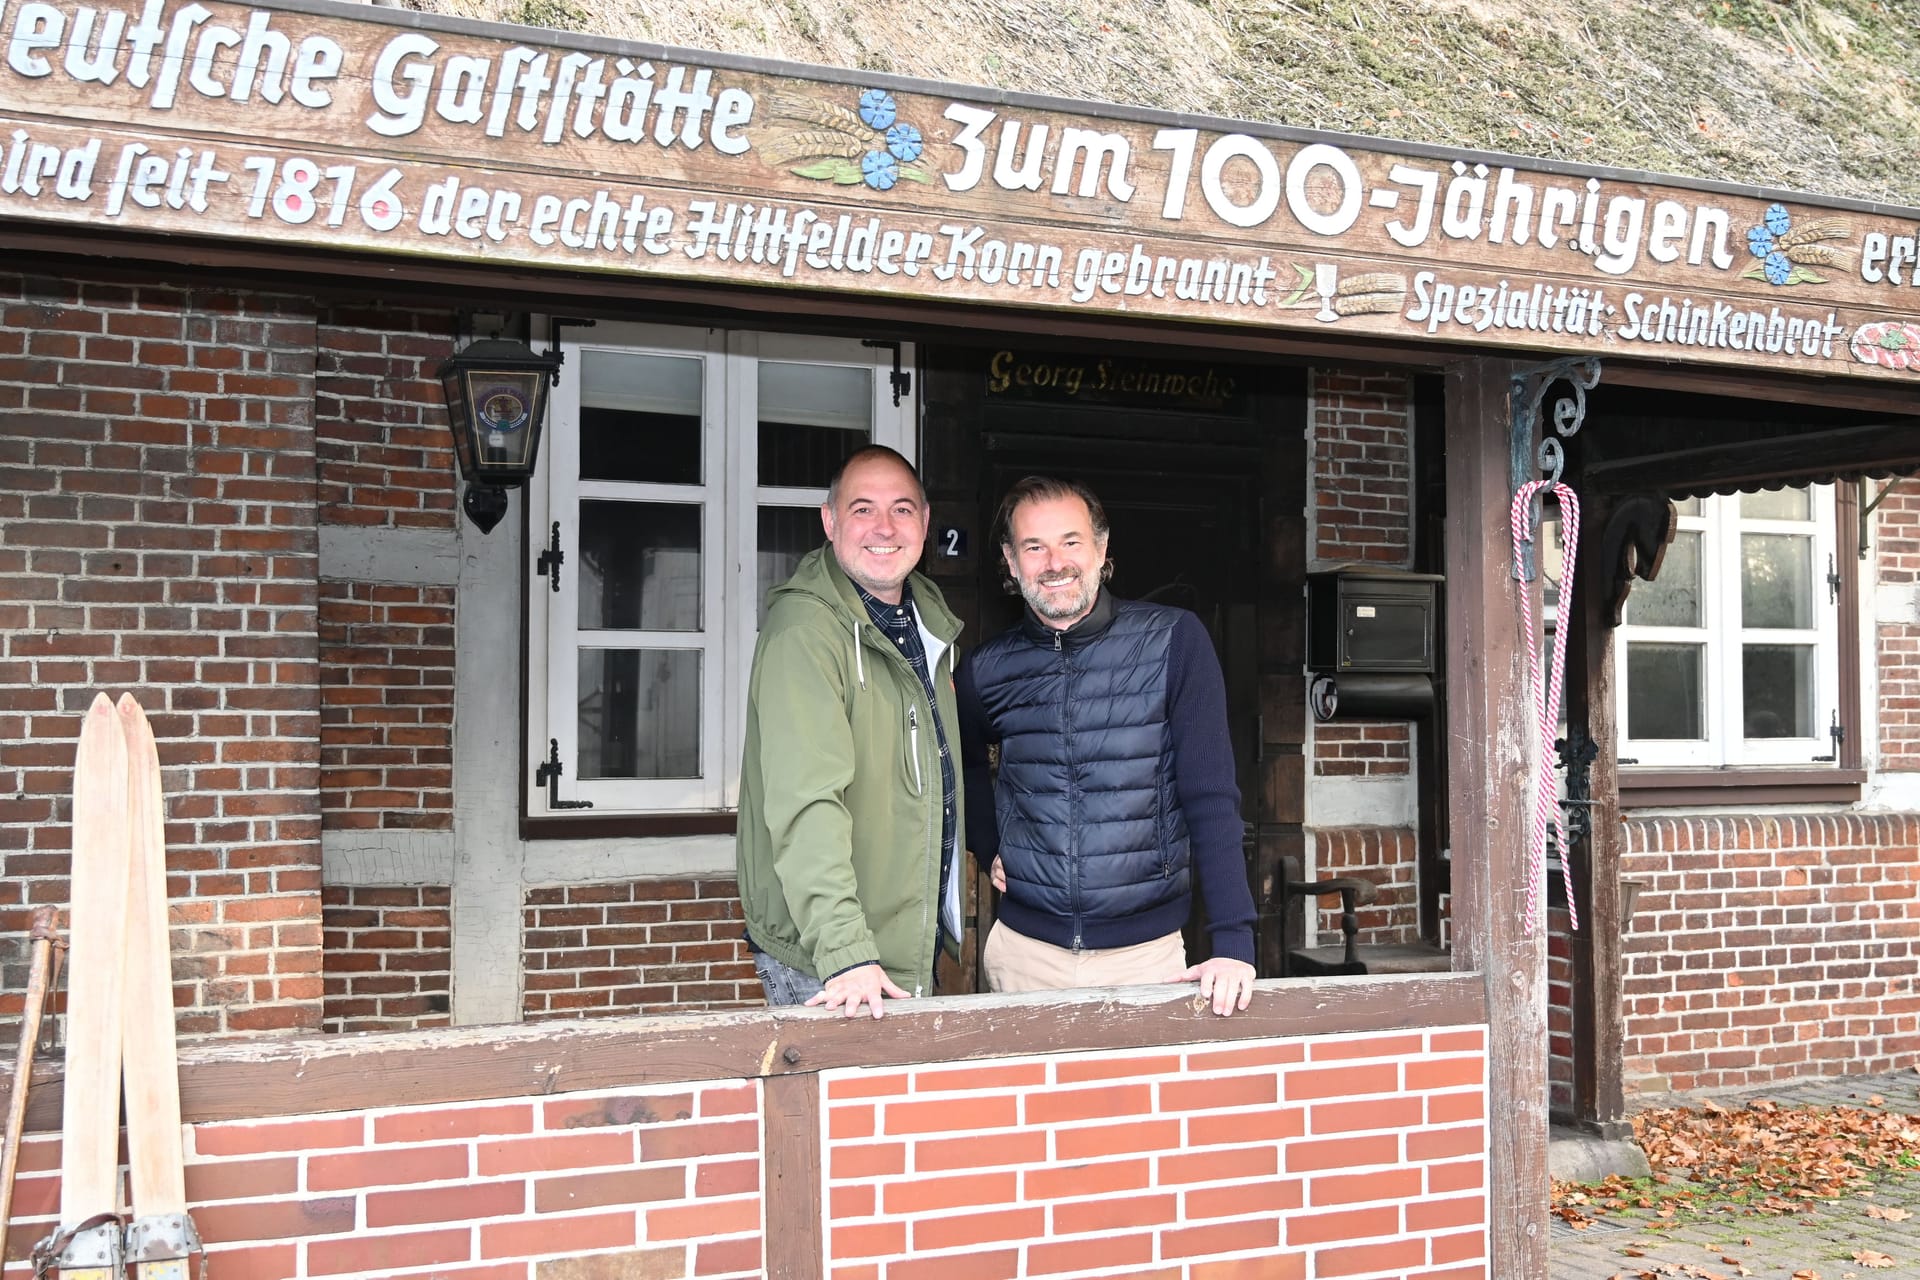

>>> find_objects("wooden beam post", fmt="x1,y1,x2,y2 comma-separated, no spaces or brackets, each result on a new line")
764,1072,824,1280
1444,359,1549,1277
1571,495,1627,1132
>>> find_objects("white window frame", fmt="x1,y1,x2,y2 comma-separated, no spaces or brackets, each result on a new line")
1615,485,1838,769
526,322,915,816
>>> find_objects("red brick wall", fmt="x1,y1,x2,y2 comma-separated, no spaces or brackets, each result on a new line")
1546,905,1574,1117
1620,813,1920,1094
522,878,761,1019
322,886,454,1034
0,273,324,1037
823,1027,1488,1277
317,584,454,831
314,307,457,532
1312,370,1414,776
313,306,458,837
1313,826,1423,947
1312,370,1414,568
1312,723,1413,778
1877,485,1920,772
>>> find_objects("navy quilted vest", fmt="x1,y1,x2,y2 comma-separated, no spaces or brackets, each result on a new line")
967,595,1191,948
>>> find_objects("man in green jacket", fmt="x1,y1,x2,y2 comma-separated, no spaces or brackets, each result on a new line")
736,445,964,1018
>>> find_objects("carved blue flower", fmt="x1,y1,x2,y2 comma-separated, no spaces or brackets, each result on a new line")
1763,251,1791,285
861,150,899,190
858,89,897,130
1747,225,1776,258
885,123,923,163
1764,202,1792,237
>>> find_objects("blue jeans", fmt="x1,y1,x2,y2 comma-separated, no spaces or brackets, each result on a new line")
753,950,826,1007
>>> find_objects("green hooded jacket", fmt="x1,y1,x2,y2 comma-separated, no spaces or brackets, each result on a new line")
736,546,964,996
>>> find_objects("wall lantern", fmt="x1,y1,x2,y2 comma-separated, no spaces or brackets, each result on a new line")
437,335,564,534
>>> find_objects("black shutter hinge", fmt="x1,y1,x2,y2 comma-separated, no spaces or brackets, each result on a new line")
536,738,593,810
1814,711,1844,763
861,340,911,406
535,522,563,593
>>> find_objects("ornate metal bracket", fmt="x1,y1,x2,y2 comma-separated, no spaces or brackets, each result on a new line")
535,738,593,811
1554,727,1600,849
1510,357,1601,581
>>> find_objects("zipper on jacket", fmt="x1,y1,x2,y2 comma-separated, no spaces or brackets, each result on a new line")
914,697,934,998
907,706,923,793
1061,643,1081,951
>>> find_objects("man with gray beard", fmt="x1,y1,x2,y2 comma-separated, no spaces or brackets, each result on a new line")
955,475,1258,1015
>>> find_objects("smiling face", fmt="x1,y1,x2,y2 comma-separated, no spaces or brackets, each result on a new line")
821,452,928,604
1004,493,1109,629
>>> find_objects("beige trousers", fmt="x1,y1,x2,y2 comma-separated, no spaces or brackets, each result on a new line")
982,919,1188,992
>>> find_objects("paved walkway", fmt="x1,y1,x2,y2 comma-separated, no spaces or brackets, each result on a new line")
1553,1070,1920,1280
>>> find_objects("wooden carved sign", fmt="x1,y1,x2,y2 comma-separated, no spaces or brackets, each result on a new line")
4,0,1920,382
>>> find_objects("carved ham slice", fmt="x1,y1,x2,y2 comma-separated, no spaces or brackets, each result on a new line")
1849,319,1920,371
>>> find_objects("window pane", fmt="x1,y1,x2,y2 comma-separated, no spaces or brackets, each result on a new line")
1742,644,1814,738
758,361,872,487
1671,496,1701,517
757,507,823,625
1626,643,1703,740
577,649,701,779
1741,533,1811,629
1740,487,1810,521
1623,531,1701,627
580,350,703,484
578,500,702,631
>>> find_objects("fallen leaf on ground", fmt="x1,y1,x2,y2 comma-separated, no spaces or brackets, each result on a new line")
1866,1204,1912,1221
1851,1251,1894,1268
1552,1098,1920,1222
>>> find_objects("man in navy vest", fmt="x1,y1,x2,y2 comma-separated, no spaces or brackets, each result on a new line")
956,475,1259,1015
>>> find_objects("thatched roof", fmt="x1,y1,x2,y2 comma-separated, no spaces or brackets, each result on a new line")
420,0,1919,207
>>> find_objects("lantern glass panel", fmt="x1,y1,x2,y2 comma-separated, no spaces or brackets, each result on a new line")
462,368,546,479
440,364,477,480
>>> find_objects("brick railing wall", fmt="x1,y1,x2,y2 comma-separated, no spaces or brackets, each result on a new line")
321,885,454,1034
1312,826,1423,947
1310,369,1414,778
2,1081,761,1280
522,878,761,1020
1877,485,1920,772
822,1027,1488,1277
317,583,454,831
0,990,1491,1279
0,274,324,1038
1620,813,1920,1095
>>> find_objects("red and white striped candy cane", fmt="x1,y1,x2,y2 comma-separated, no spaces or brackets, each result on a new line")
1510,481,1581,932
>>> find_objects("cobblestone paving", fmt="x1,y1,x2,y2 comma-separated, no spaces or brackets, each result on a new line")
1553,1071,1920,1280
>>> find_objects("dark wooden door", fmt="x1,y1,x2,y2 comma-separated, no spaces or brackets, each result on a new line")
977,435,1263,959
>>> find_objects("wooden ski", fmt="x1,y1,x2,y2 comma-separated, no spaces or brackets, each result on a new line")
116,695,199,1280
47,693,131,1279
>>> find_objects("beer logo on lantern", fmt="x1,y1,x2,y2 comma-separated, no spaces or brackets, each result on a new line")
478,387,531,434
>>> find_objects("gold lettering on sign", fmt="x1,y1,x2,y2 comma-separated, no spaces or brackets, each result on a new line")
985,349,1238,404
